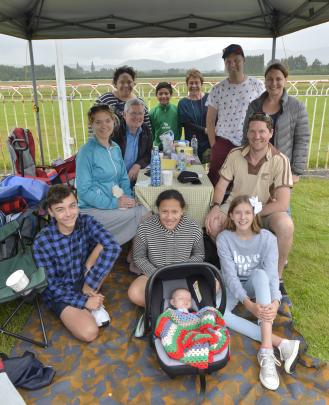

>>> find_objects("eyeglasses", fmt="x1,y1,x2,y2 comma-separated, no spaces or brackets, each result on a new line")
127,111,144,117
88,104,114,114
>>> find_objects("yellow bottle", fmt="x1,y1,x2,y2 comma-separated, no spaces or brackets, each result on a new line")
180,127,185,141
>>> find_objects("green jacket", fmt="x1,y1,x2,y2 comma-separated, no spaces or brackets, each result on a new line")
149,103,180,147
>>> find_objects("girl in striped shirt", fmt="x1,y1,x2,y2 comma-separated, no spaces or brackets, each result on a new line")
128,189,205,308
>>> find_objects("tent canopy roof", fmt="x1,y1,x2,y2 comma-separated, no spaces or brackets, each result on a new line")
0,0,329,40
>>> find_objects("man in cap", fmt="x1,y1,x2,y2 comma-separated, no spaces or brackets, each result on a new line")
206,44,265,186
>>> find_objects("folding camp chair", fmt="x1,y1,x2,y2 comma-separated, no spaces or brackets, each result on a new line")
0,220,48,348
7,128,76,185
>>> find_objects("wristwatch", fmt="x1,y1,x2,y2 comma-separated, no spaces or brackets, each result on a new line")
211,202,221,208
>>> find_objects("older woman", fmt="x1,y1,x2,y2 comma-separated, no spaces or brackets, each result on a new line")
128,189,205,309
178,69,210,163
243,63,310,182
97,65,151,130
76,104,148,245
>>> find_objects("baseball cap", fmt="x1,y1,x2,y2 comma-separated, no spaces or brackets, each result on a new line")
222,44,245,59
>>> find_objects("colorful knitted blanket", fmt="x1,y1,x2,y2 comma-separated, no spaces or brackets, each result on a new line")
155,306,230,369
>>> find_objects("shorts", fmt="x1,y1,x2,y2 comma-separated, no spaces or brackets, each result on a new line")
50,301,69,318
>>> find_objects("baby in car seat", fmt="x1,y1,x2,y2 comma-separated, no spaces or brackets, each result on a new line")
169,288,193,313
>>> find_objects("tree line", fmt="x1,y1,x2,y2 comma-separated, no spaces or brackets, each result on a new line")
0,55,328,81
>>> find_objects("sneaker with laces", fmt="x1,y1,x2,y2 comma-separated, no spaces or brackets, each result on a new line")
279,280,288,297
91,305,111,327
257,349,281,390
278,339,300,374
134,313,145,338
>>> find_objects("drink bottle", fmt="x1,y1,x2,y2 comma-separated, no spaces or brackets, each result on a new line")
151,146,161,186
191,135,198,156
176,149,186,172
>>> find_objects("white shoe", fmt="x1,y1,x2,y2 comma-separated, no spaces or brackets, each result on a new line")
134,313,145,338
278,339,300,374
91,305,111,327
257,349,281,390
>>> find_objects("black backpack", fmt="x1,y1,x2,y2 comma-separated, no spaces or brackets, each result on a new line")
0,351,55,390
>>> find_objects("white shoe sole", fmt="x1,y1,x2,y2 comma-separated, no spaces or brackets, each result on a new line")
259,373,280,391
284,340,300,374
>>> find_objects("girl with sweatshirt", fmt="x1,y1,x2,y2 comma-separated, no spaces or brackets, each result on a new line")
217,195,300,391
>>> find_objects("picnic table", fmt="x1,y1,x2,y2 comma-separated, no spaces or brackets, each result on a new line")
134,164,213,228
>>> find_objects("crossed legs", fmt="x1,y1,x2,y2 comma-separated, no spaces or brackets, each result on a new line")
59,243,106,342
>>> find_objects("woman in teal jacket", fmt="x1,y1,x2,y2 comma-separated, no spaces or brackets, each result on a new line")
76,104,148,245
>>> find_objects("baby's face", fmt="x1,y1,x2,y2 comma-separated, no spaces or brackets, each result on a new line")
171,289,192,309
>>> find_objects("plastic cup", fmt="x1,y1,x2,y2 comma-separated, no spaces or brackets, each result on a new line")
6,269,30,292
161,170,173,186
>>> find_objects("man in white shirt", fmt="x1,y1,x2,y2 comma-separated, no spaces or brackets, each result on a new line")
206,44,265,186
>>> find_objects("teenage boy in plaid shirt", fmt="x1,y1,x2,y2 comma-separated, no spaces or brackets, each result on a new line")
33,185,121,342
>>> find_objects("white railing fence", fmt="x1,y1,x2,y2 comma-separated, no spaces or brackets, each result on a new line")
0,80,328,174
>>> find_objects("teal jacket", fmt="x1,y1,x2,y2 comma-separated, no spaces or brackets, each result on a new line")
76,137,132,210
149,103,180,147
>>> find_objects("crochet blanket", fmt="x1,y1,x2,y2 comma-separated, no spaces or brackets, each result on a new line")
155,306,230,369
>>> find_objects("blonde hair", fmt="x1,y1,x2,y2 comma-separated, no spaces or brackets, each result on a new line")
185,69,204,85
225,195,261,233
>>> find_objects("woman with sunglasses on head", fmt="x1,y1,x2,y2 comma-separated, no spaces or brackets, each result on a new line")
243,63,310,183
76,104,148,245
97,65,151,131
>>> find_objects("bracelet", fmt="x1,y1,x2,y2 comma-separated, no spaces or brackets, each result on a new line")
211,202,221,209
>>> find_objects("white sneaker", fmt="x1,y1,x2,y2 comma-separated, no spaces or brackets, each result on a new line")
278,339,300,374
257,349,281,390
91,305,111,327
134,313,145,338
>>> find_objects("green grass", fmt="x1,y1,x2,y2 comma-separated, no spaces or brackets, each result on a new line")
287,177,329,361
0,177,328,360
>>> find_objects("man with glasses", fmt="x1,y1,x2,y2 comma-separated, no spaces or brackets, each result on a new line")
113,98,153,183
205,113,294,289
206,44,265,186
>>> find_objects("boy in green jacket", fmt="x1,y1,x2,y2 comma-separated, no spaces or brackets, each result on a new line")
150,82,180,148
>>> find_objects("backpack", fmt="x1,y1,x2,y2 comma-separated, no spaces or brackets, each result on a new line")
0,351,55,390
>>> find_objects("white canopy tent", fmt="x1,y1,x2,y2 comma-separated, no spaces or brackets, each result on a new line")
0,0,329,162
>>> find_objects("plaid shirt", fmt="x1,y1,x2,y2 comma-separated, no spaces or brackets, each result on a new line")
33,214,121,309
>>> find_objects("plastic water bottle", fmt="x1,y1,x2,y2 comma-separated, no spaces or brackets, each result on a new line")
151,146,161,186
191,135,198,156
177,149,186,172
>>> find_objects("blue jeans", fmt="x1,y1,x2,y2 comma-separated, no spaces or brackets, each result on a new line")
224,269,271,342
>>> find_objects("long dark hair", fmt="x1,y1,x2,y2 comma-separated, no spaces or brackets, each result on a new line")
155,189,186,209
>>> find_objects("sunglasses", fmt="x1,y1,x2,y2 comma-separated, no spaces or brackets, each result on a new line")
88,104,114,114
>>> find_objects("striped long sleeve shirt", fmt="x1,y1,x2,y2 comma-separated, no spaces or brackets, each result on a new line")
133,214,205,277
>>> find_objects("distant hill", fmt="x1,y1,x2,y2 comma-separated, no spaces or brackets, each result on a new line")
85,47,329,72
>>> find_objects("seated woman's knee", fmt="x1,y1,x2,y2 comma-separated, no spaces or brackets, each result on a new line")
128,282,144,306
251,268,269,284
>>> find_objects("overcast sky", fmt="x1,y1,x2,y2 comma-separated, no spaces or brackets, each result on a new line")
0,21,328,67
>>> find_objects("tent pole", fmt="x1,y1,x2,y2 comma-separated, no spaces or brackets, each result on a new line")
28,39,45,165
55,40,71,159
271,37,277,62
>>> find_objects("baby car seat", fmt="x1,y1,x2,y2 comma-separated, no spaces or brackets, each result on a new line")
144,262,230,394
